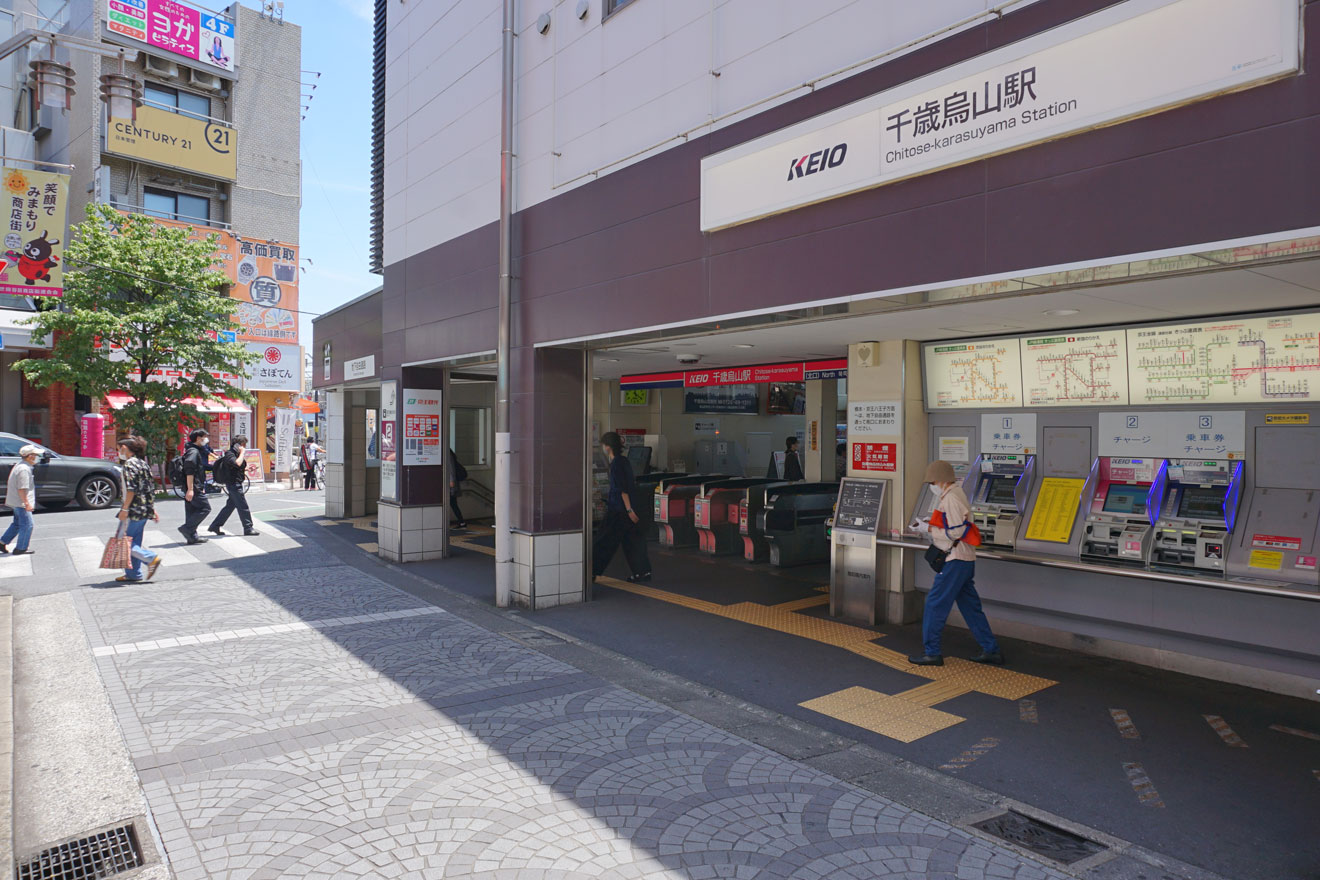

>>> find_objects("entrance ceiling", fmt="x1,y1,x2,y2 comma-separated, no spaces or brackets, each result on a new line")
590,258,1320,380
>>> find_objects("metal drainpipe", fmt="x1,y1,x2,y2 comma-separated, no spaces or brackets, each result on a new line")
494,0,515,607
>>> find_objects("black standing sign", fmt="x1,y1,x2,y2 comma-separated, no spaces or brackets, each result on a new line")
834,478,887,534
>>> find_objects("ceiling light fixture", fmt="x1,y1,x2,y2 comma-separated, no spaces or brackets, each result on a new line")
1044,308,1080,317
732,344,755,349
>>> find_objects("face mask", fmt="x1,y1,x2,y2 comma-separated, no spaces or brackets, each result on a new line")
117,450,128,462
929,483,941,496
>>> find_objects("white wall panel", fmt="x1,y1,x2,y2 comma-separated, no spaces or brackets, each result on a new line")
385,0,1046,265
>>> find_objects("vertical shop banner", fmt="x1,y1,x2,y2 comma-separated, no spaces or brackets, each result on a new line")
380,380,398,501
274,408,296,473
233,237,299,344
106,0,237,72
231,411,250,446
0,168,69,297
401,389,442,466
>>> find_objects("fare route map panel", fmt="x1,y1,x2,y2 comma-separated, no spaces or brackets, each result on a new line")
1023,331,1128,406
1127,313,1320,404
924,339,1024,409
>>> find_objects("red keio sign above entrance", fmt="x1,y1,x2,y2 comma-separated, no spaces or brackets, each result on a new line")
621,358,846,389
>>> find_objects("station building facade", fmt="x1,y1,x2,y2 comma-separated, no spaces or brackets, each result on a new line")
314,0,1320,696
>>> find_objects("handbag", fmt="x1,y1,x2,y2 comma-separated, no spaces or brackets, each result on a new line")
924,540,961,573
100,522,134,569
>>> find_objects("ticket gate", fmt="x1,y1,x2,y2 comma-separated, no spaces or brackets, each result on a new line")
1151,459,1243,576
635,472,686,542
1081,457,1166,566
760,482,838,567
967,453,1035,549
656,475,728,548
695,478,780,555
740,482,792,562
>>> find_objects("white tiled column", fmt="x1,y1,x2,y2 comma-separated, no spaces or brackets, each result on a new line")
512,530,586,610
324,391,347,518
378,503,447,563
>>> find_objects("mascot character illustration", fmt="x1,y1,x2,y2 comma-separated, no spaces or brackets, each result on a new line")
6,230,59,285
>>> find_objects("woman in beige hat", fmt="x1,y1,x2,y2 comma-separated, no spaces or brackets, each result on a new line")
909,459,1004,667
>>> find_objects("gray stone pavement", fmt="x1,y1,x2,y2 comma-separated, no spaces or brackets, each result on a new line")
68,546,1078,879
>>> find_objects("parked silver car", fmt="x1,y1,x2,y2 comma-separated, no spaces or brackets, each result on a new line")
0,433,122,510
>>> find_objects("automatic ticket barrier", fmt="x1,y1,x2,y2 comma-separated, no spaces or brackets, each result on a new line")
760,482,838,567
695,478,780,555
740,483,790,562
829,478,890,625
967,453,1036,549
1150,460,1243,576
656,475,728,548
636,472,686,542
1081,457,1166,566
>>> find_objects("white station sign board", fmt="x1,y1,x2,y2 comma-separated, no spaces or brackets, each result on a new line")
700,0,1299,231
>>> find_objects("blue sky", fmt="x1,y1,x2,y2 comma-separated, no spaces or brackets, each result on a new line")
268,0,379,343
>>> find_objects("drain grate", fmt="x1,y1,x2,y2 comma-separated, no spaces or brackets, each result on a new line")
16,824,144,880
503,630,567,648
971,812,1104,865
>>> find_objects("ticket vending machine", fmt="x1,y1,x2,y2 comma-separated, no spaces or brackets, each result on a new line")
1151,459,1244,576
1081,457,1167,566
1226,421,1320,590
967,453,1036,550
830,478,890,625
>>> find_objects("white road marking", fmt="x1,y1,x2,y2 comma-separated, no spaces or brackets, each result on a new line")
68,536,110,578
210,536,263,558
90,606,446,657
0,554,33,578
143,532,204,567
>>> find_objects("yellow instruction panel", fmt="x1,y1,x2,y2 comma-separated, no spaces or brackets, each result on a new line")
1024,477,1086,543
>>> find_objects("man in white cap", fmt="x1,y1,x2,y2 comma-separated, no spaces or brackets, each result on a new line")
0,444,41,555
909,458,1004,667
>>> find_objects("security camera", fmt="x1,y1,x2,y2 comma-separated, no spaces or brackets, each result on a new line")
676,353,702,365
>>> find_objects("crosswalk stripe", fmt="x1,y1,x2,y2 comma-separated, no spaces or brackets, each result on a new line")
144,532,204,567
257,521,295,541
68,536,110,578
0,554,32,578
210,536,264,558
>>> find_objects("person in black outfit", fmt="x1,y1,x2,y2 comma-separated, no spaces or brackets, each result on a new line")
768,436,805,481
208,435,259,536
447,448,468,528
178,429,212,544
592,431,651,584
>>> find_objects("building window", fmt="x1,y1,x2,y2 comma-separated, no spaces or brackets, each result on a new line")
602,0,637,21
143,187,210,224
143,83,211,120
450,406,490,467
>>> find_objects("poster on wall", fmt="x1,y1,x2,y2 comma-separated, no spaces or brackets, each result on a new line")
0,168,70,297
380,380,398,500
402,388,442,466
684,384,759,414
274,408,296,474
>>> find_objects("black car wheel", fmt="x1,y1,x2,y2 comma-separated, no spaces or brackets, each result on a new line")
77,474,119,510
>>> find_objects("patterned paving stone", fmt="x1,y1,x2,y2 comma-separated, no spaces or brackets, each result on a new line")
72,552,1074,879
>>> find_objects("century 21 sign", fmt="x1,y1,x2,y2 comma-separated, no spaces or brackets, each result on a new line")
106,104,237,181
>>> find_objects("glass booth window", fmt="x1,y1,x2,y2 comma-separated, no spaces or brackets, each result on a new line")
365,408,379,466
450,406,490,468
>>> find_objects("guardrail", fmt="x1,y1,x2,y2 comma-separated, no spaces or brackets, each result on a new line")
877,536,1320,603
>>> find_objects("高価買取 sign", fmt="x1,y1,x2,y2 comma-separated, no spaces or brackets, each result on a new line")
700,0,1299,231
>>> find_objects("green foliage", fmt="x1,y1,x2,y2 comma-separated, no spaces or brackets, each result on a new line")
12,204,258,460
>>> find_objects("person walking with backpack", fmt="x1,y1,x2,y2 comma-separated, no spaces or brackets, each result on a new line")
0,444,41,555
447,447,468,529
115,436,162,583
177,429,212,545
908,459,1004,667
208,436,259,536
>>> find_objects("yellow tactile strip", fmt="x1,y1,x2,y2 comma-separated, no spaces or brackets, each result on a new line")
451,539,495,557
801,687,965,743
598,575,1057,741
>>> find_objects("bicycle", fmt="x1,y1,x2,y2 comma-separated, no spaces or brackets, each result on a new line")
313,458,326,490
172,471,250,499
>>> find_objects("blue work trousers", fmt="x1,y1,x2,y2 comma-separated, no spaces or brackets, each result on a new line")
1,507,33,552
124,518,159,580
922,559,1000,657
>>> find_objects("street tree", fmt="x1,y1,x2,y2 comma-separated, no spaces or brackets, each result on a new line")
13,203,257,466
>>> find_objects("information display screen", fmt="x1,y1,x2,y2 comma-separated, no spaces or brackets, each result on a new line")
1177,485,1226,520
627,446,652,474
835,478,887,534
984,475,1018,507
1103,484,1149,516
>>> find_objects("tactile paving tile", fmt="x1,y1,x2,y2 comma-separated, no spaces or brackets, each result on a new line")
716,602,879,646
769,595,831,613
893,679,974,707
451,539,495,557
801,686,965,743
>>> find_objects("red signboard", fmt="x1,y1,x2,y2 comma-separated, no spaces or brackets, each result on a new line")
853,442,897,472
621,358,847,390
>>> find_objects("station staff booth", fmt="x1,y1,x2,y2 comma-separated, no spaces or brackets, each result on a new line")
905,312,1320,695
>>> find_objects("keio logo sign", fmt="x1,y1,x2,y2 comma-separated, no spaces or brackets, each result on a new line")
786,143,847,180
